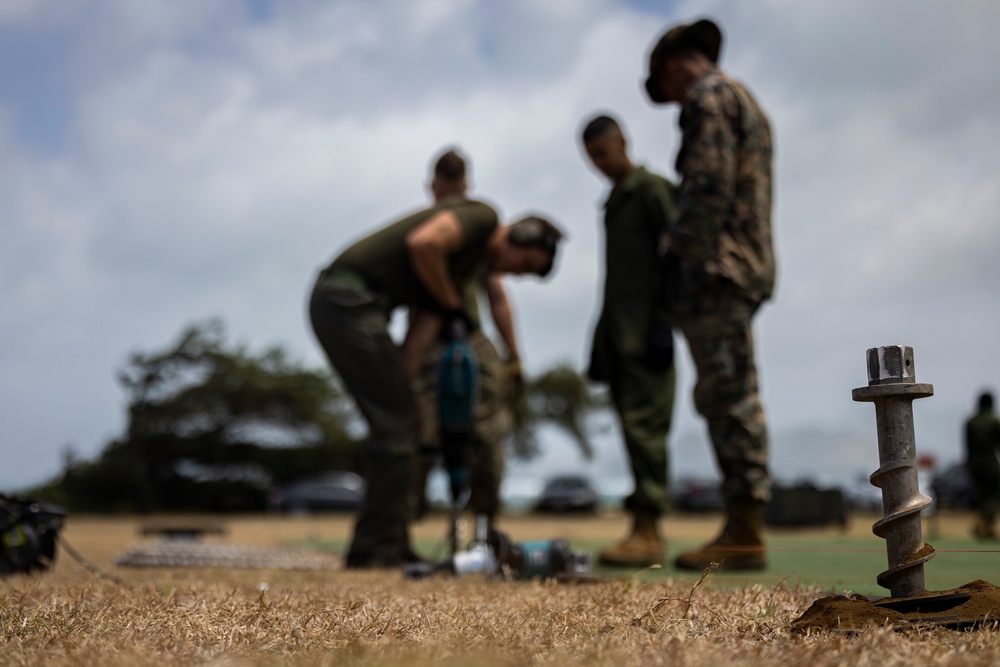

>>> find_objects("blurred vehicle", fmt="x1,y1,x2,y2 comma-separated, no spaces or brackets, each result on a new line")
764,482,847,528
269,472,366,513
533,475,599,513
843,475,883,513
930,463,977,509
671,478,724,512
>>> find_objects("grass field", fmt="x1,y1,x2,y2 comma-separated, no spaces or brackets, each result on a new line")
306,509,999,595
2,510,999,666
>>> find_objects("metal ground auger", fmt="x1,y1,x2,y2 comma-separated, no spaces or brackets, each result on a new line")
852,345,936,598
791,346,1000,631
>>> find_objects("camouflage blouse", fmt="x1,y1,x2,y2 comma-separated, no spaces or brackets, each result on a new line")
670,67,776,305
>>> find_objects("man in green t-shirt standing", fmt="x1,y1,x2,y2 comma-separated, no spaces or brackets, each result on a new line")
309,197,563,569
581,114,677,567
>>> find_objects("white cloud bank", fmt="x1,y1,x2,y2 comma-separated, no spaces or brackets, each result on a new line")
2,0,999,490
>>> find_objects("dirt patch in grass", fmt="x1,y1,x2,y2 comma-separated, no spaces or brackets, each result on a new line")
792,579,1000,633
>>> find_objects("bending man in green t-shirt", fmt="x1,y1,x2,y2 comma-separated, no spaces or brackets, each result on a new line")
309,196,564,569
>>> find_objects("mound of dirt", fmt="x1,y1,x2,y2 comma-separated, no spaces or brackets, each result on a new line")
792,580,1000,633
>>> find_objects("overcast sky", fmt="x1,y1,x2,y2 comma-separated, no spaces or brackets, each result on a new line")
2,0,999,493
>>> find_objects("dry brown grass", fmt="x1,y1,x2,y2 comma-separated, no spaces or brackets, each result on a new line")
2,513,999,666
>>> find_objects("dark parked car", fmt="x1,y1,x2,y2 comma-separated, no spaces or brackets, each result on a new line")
671,478,725,512
269,472,366,513
534,475,599,513
764,482,847,528
931,464,977,509
843,475,884,513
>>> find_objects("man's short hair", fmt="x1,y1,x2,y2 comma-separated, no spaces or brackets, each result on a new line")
508,215,565,277
433,148,466,181
979,391,994,411
581,115,621,144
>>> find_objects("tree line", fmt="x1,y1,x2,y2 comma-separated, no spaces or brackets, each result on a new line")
26,320,605,512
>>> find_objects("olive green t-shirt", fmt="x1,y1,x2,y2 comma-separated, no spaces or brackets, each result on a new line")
328,198,498,309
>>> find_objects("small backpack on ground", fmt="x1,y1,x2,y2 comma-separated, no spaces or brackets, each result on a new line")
0,494,67,576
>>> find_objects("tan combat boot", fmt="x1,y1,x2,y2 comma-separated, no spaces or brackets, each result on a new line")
674,503,766,571
598,509,664,567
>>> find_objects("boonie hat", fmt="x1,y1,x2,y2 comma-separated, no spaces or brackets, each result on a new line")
644,19,723,103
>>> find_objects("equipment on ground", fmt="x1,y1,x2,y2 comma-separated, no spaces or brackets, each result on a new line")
496,534,592,580
403,514,592,581
793,345,1000,632
0,494,66,576
411,314,593,582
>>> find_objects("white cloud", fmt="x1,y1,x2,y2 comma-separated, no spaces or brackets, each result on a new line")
2,0,999,490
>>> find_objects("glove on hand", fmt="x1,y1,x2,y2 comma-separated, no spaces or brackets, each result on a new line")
506,356,524,389
506,355,527,416
439,308,474,342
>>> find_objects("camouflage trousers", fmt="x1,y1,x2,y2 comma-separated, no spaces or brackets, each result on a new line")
413,330,511,520
669,293,771,505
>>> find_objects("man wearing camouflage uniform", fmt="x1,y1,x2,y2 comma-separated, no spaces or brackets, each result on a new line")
965,391,1000,540
644,18,775,570
410,149,521,526
413,303,512,523
581,115,677,567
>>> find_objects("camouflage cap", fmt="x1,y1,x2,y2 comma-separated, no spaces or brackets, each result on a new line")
645,19,722,103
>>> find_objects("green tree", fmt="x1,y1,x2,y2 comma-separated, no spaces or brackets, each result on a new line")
39,320,362,512
31,323,609,512
511,363,609,460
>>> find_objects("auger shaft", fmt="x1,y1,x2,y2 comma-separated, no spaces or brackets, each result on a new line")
852,345,935,598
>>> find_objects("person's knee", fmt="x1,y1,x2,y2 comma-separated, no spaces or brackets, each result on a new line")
368,409,420,457
694,383,757,420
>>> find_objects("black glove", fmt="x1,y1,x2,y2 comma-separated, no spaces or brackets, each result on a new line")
439,308,474,342
644,310,674,372
506,356,528,422
506,356,524,390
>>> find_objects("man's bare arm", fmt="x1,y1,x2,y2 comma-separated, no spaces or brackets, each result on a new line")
485,274,520,361
400,308,442,381
405,210,465,310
